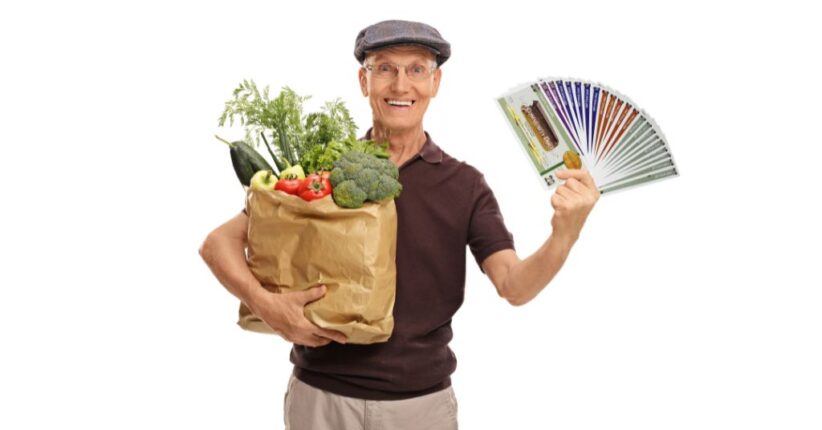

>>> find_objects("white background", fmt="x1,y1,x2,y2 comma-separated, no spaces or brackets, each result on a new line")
1,1,820,429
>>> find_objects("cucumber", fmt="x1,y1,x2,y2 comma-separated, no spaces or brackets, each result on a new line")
216,135,274,186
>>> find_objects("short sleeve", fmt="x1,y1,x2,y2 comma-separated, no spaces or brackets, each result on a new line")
468,173,515,272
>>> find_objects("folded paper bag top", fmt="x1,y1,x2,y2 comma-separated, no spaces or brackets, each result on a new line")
238,189,397,344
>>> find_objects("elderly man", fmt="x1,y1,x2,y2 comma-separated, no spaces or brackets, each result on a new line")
200,19,599,430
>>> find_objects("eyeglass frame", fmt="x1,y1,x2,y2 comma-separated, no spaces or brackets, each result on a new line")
362,61,438,81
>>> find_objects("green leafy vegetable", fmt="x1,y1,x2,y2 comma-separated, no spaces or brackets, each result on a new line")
218,79,390,179
218,80,308,170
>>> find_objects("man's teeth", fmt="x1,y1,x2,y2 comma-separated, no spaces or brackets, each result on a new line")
387,100,413,106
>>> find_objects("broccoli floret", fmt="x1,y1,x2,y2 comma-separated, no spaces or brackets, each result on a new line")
378,160,399,180
355,169,382,200
374,175,402,201
332,180,368,208
342,162,363,178
362,153,383,170
329,166,346,187
330,150,403,208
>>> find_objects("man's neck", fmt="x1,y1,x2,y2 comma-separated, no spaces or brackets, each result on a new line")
371,123,427,167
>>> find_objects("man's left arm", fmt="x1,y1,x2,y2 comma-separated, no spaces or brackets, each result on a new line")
482,169,600,306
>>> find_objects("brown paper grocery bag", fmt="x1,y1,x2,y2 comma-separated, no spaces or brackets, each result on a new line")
238,189,396,344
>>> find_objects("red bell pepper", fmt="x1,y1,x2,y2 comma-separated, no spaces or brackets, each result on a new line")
298,174,332,201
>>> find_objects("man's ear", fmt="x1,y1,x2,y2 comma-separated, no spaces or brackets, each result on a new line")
431,67,442,97
358,68,368,96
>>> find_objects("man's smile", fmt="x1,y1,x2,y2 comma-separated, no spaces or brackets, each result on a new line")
385,99,415,109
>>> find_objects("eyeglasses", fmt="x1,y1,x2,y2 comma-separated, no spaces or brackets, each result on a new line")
363,62,436,82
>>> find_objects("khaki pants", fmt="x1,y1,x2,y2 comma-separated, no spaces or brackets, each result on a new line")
284,375,459,430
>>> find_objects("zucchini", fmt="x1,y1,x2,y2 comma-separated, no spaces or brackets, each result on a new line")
216,135,274,186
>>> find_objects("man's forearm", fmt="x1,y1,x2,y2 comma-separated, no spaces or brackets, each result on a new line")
503,233,576,305
199,234,265,307
497,167,599,305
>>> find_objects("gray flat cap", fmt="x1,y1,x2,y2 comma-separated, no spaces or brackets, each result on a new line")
354,20,451,65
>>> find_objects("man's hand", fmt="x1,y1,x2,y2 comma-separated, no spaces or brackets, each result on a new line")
248,285,348,348
551,169,601,244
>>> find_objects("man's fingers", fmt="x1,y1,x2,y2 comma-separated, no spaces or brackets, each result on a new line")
550,193,565,209
555,185,575,200
283,285,347,346
285,329,329,347
293,285,327,304
294,335,331,348
562,178,587,194
556,169,597,190
315,327,348,344
307,336,332,348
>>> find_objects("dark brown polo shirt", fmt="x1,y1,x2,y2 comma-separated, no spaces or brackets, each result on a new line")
288,131,515,400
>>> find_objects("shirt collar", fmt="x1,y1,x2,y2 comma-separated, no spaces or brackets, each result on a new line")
363,128,443,165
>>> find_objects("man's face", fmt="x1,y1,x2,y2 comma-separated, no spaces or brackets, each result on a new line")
359,45,442,133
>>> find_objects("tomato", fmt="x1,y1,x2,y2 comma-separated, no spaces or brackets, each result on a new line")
275,178,301,195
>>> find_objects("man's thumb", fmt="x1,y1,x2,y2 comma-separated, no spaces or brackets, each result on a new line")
298,285,327,303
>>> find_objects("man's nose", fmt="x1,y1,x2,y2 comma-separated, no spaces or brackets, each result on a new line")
391,67,411,92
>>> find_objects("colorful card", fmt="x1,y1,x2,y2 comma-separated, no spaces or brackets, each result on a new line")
498,78,678,194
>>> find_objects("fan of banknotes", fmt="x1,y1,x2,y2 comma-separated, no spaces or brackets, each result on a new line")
498,79,678,194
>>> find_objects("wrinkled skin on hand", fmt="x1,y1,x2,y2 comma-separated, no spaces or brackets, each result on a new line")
250,285,348,348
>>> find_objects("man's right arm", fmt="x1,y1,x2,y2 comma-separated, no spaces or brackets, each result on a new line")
199,212,264,305
198,211,347,347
